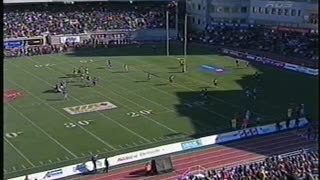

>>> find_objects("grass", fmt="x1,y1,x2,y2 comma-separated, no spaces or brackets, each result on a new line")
3,44,318,179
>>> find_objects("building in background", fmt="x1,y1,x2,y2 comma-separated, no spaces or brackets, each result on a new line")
187,0,318,31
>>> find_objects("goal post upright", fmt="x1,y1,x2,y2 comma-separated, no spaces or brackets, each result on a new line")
166,11,170,56
183,13,188,72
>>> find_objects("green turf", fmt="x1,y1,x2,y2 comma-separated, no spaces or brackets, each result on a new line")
3,44,318,179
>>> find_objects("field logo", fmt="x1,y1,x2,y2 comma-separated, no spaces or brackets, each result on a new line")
4,90,24,102
199,65,230,74
64,101,117,115
181,139,203,150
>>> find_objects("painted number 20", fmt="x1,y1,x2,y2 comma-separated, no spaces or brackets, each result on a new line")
127,110,152,117
64,120,93,128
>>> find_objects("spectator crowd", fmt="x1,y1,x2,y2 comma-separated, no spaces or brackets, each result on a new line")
3,2,318,68
180,150,319,180
4,2,175,38
197,26,318,63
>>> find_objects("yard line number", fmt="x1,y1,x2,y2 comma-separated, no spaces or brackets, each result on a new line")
34,64,55,68
64,120,94,128
80,60,95,63
127,110,152,117
5,132,23,139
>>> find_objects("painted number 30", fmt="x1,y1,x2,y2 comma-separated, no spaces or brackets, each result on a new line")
64,120,93,128
127,110,152,117
5,132,22,139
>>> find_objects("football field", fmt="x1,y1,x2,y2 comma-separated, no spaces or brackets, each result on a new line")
4,45,318,178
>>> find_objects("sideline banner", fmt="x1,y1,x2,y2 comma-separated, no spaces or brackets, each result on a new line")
222,48,318,76
8,118,309,180
60,36,81,43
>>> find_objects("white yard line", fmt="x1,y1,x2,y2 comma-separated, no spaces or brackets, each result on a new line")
4,137,35,167
44,55,231,127
46,56,179,134
23,57,151,143
4,135,187,175
74,57,223,130
119,56,272,119
7,61,116,150
91,57,231,121
6,101,78,158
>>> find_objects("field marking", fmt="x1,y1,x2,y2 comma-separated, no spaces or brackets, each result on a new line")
45,56,179,135
4,137,35,167
21,165,26,169
49,160,52,163
4,134,188,175
6,100,78,158
4,169,7,173
105,56,267,121
39,161,44,165
57,158,61,161
81,153,86,157
25,57,152,143
96,150,101,153
95,90,178,133
168,56,280,119
40,56,213,133
46,56,181,134
12,167,16,171
6,63,116,150
87,57,228,129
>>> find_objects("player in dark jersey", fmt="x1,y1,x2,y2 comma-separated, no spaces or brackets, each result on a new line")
246,61,250,67
107,60,112,68
92,77,98,86
213,78,218,87
169,75,174,83
235,59,240,67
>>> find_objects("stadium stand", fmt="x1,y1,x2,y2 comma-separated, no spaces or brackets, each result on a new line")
179,149,319,180
3,2,175,38
197,25,318,66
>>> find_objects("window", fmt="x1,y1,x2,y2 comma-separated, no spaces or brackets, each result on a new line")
265,8,270,14
271,8,276,15
192,3,195,10
198,4,201,10
198,19,201,25
224,7,230,13
252,7,257,13
211,5,216,13
298,10,301,16
291,9,296,16
284,9,289,16
241,7,247,13
278,8,283,15
232,7,238,13
259,7,263,14
192,17,195,23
